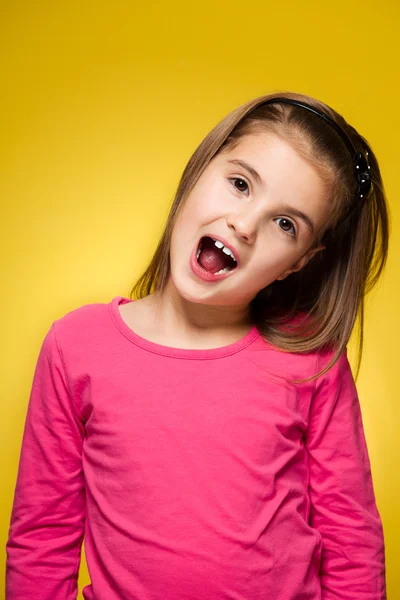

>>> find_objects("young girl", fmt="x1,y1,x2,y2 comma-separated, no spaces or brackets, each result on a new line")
6,91,388,599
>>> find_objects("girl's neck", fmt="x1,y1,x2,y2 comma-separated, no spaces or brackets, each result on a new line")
142,283,254,346
151,279,252,332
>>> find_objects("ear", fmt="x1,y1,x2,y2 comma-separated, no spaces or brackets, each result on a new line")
276,244,325,281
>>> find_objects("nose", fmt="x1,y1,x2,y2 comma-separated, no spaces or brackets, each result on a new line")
226,208,259,243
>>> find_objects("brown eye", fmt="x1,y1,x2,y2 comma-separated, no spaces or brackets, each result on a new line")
229,177,249,194
275,217,296,237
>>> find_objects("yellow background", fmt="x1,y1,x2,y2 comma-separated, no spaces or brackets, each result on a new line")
1,1,398,597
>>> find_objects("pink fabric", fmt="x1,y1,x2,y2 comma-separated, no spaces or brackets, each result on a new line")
6,296,386,599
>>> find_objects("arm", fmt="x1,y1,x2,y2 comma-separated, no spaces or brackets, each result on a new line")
304,349,386,599
6,323,85,600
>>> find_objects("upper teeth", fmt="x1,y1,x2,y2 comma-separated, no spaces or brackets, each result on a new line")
214,239,237,262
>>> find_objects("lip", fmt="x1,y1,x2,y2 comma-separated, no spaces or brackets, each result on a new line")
190,235,239,282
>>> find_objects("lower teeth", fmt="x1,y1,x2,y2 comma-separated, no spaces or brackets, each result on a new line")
214,267,231,275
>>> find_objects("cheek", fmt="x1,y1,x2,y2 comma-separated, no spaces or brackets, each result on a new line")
184,180,228,222
248,243,298,276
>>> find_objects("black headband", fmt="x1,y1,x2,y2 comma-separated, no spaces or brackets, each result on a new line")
261,97,372,231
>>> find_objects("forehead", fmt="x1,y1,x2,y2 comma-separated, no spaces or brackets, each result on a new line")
217,131,331,232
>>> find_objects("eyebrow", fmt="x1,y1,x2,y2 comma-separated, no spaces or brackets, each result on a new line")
227,159,264,187
226,158,315,234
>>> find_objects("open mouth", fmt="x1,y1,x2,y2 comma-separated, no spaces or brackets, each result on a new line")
196,236,238,275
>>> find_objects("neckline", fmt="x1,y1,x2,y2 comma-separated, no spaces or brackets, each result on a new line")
109,296,261,359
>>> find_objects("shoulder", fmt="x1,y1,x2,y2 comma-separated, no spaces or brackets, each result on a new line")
251,310,348,383
281,309,348,371
49,296,120,359
54,297,109,332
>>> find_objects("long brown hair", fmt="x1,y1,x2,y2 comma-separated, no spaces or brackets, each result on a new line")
130,91,390,382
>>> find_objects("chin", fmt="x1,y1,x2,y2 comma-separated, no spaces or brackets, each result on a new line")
171,273,244,308
167,269,211,304
173,278,217,305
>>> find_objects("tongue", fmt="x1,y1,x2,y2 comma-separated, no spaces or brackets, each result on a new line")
198,237,230,273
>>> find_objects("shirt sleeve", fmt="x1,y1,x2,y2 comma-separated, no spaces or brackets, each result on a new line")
6,323,86,600
304,348,386,599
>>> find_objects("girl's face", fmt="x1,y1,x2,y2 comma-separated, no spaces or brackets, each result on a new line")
168,131,330,308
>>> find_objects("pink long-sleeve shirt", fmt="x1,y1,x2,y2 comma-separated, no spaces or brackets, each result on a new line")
6,295,386,599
